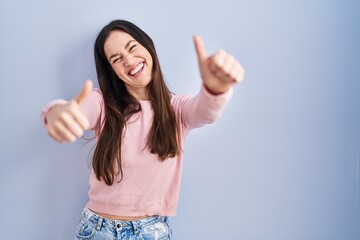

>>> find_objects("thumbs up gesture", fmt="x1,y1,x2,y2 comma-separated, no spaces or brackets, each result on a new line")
45,80,93,143
194,35,245,94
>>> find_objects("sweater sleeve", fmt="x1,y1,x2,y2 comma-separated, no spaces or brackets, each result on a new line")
171,84,233,131
40,88,104,131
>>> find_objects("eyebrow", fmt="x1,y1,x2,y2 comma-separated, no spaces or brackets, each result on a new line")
109,40,136,62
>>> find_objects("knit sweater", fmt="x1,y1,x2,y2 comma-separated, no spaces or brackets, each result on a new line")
41,85,233,216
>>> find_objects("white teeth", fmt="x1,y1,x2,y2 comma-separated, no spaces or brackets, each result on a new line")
129,62,144,76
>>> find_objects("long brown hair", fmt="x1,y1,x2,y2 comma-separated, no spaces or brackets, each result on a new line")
93,20,180,186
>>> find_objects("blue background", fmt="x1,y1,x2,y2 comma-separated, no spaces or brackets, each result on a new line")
0,0,359,239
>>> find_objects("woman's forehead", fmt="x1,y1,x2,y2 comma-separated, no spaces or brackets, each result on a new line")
104,30,134,53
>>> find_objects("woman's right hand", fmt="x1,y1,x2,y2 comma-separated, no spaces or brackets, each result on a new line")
45,80,93,143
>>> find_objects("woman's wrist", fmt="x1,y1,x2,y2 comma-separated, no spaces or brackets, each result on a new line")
203,83,231,95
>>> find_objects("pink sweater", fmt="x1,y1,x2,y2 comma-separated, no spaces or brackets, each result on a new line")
42,85,233,216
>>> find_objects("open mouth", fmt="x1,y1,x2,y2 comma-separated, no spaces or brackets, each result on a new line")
129,62,144,77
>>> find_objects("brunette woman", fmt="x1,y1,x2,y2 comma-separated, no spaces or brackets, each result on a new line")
42,19,244,240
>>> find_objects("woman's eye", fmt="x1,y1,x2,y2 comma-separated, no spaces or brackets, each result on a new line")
113,57,122,63
129,45,137,52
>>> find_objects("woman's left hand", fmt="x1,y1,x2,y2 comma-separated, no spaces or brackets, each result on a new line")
194,35,245,94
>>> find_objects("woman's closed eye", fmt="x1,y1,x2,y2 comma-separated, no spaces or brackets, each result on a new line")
112,45,136,64
113,57,122,64
129,44,137,52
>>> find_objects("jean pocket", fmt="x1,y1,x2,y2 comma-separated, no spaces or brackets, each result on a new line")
75,217,96,239
140,218,171,240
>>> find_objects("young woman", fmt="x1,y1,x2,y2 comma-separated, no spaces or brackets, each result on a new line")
41,20,244,240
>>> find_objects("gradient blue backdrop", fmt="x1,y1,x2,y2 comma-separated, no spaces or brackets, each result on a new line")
0,0,359,239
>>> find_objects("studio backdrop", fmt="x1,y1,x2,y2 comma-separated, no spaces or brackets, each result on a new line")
0,0,359,239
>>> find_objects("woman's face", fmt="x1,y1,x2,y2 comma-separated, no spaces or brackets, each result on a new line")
104,30,153,99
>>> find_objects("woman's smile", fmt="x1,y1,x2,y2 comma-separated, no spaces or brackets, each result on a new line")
129,62,145,77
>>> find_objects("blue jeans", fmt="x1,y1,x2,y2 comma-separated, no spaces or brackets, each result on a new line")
74,208,172,240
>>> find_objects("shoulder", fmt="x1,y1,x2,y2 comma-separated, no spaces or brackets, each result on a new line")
92,87,103,96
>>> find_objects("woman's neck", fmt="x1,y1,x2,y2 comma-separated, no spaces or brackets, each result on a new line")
126,86,149,100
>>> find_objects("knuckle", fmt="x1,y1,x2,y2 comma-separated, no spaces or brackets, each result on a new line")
209,62,218,71
53,121,62,129
225,70,232,77
59,112,68,120
47,128,54,136
230,72,237,80
224,64,231,72
208,55,217,64
213,58,222,67
63,135,72,142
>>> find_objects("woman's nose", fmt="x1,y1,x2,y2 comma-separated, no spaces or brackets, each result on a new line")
123,54,134,67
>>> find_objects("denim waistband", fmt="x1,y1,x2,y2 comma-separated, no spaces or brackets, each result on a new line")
82,207,167,231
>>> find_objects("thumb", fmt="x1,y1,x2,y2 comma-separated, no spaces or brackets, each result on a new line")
193,35,207,63
74,80,93,105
